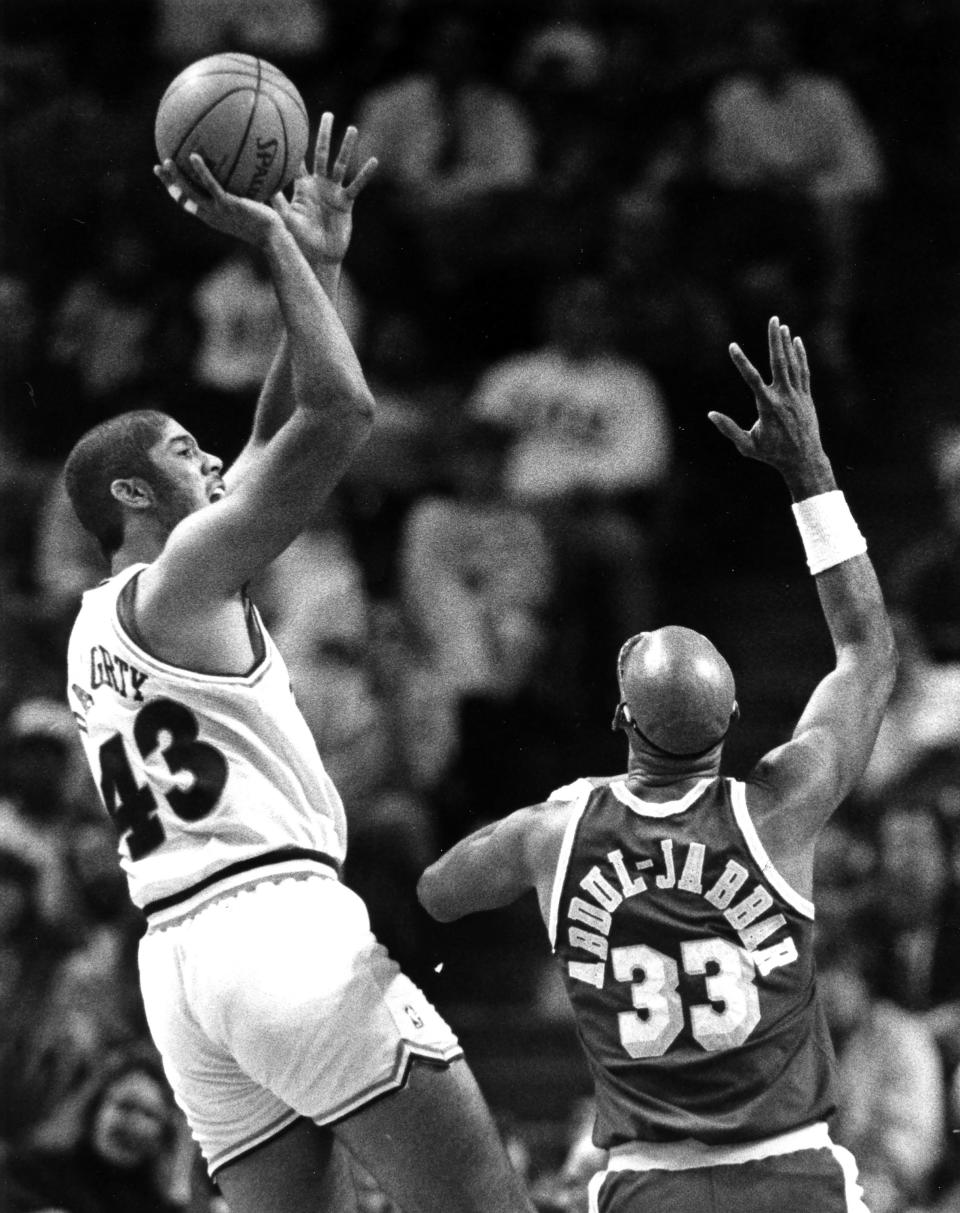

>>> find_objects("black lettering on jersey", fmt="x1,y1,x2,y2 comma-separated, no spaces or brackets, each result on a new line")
100,733,165,860
90,645,149,701
98,698,227,858
134,699,227,821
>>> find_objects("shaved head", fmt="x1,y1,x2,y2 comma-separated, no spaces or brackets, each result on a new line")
615,627,737,757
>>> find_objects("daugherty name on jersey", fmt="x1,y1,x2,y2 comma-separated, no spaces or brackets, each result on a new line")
87,645,149,702
564,839,798,989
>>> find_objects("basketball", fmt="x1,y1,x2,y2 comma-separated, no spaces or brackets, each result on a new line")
155,53,309,201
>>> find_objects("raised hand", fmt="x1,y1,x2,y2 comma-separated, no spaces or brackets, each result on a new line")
154,154,284,248
709,316,835,496
271,112,378,269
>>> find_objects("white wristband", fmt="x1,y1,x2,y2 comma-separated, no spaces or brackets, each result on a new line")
791,490,867,575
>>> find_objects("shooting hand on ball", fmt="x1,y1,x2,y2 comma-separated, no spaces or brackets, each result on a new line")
272,112,378,269
154,155,283,248
709,315,836,498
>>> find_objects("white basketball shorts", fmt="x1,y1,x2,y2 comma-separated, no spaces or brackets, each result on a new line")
138,872,462,1175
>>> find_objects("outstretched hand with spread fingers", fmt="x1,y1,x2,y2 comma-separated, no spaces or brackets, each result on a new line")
272,112,378,269
154,154,283,248
709,316,831,484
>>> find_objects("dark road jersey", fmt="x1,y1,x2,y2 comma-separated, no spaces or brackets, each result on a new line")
548,776,835,1149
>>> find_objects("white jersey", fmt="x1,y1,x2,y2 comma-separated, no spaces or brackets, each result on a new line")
66,564,347,917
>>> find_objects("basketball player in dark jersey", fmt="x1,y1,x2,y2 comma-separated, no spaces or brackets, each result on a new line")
418,317,897,1213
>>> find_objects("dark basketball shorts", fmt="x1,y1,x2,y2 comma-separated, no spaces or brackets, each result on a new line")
589,1123,869,1213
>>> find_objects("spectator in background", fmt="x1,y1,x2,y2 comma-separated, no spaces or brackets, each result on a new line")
530,1097,606,1213
930,1064,960,1213
700,13,883,376
340,308,457,601
398,417,559,825
52,815,150,1050
153,0,328,68
0,271,45,458
819,941,946,1213
888,423,960,665
190,247,364,464
0,697,90,933
603,189,732,465
253,508,438,978
866,796,960,1016
0,844,75,1144
504,1,610,302
1,1046,190,1213
353,7,536,357
811,816,876,952
32,469,107,614
355,8,533,217
467,274,672,744
45,221,194,453
856,613,960,802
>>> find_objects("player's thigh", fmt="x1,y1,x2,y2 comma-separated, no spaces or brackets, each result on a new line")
333,1056,535,1213
215,1118,359,1213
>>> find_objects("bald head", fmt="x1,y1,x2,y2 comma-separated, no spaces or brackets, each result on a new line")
615,627,737,757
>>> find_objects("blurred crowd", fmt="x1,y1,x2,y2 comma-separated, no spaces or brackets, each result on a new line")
1,0,960,1210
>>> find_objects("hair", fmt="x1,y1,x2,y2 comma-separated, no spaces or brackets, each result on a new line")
63,410,173,558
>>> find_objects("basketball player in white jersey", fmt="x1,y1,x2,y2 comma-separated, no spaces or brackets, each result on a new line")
418,318,897,1213
64,116,535,1213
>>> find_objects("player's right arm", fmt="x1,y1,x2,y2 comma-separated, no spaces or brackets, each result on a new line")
709,318,897,867
225,115,377,489
143,152,375,605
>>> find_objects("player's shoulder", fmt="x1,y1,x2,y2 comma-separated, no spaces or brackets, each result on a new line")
545,774,614,805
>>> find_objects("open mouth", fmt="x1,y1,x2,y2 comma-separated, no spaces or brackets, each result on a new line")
209,484,226,502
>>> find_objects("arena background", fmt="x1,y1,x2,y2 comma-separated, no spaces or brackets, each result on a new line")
1,2,958,1210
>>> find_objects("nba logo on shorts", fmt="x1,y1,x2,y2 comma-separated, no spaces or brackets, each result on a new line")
404,1004,424,1030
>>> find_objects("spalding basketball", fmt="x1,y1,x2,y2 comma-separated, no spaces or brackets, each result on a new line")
155,53,309,201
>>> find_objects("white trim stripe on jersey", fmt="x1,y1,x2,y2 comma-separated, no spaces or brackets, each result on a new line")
611,776,714,818
729,780,815,919
144,853,339,929
606,1121,833,1170
109,564,276,688
547,780,594,948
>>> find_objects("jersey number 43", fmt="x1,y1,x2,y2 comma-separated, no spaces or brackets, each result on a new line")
98,698,227,859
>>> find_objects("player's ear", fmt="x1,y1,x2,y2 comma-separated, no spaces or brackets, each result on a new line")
110,477,155,511
611,701,632,733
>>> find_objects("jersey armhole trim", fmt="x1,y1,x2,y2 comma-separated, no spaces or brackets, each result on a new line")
547,783,593,948
110,565,275,687
729,780,815,919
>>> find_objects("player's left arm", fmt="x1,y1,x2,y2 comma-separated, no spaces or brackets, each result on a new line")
418,805,556,923
225,114,377,491
712,318,897,845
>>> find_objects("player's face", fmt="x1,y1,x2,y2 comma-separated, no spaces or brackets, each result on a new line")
90,1071,169,1169
147,420,225,524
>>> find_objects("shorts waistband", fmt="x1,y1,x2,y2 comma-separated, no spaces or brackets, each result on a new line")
143,847,340,930
607,1122,832,1172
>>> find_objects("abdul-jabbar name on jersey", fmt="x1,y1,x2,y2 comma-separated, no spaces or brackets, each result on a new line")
548,775,836,1149
66,564,348,920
